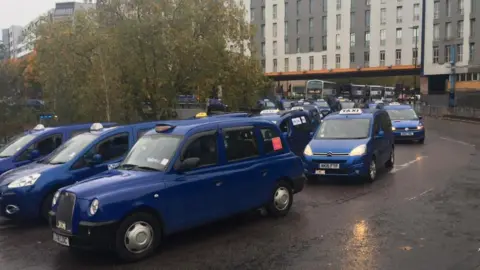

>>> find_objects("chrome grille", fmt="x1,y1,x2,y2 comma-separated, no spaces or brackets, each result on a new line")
56,192,76,232
395,127,418,131
313,152,349,156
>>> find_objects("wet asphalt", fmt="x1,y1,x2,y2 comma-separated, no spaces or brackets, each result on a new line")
1,117,480,270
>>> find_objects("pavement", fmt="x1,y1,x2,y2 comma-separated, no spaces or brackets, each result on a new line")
1,117,480,270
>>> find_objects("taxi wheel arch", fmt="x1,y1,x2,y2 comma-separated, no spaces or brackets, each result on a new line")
40,186,63,221
365,155,377,183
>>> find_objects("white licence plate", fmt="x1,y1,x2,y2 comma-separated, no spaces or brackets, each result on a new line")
401,132,414,136
53,233,70,246
315,170,326,175
319,163,340,169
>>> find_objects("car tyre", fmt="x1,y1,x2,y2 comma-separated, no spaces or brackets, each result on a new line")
385,147,394,170
40,192,55,222
115,212,162,262
266,180,293,217
365,157,377,183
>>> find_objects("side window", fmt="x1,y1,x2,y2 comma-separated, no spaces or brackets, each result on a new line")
279,119,290,133
223,127,259,161
259,127,282,154
16,134,63,161
181,133,218,167
71,130,89,138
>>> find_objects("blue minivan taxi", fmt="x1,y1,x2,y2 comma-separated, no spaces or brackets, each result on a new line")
303,108,395,182
384,103,425,143
50,118,306,261
255,109,315,156
0,123,116,175
0,122,161,221
290,104,325,128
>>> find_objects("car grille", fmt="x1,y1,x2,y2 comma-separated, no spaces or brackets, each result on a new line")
56,192,76,232
313,152,349,156
395,127,418,131
311,159,348,164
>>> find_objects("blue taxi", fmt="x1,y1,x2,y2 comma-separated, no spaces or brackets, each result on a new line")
255,109,315,156
0,122,160,221
303,108,395,182
0,123,115,175
50,118,306,261
384,103,425,143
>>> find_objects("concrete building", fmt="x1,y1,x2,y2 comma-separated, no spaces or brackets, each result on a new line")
1,25,23,59
53,1,96,21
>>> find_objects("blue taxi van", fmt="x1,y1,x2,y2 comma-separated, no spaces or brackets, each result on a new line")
303,108,394,182
0,123,115,175
50,118,306,261
254,109,315,156
290,104,325,127
383,103,425,143
0,122,161,221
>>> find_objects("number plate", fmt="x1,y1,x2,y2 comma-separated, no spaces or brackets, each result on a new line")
53,233,70,246
401,132,414,136
315,170,326,175
319,163,340,169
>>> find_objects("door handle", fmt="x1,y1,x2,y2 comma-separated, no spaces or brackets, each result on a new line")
261,170,268,177
215,181,223,186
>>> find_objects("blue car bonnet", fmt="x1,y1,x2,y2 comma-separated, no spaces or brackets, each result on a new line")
392,120,420,127
310,138,370,153
0,163,58,186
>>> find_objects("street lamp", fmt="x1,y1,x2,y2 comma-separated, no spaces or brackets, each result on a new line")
409,25,419,103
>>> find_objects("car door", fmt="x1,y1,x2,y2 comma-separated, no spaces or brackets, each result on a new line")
291,114,312,155
380,113,393,162
69,133,130,183
167,130,225,230
372,116,385,162
279,116,296,153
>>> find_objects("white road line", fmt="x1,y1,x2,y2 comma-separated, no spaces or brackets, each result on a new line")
406,188,434,201
439,136,475,147
391,156,428,173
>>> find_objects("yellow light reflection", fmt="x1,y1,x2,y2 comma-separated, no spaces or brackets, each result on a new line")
341,220,376,269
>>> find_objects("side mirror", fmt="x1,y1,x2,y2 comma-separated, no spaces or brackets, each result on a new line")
418,116,423,120
88,154,103,166
29,149,40,160
376,130,385,138
178,157,200,171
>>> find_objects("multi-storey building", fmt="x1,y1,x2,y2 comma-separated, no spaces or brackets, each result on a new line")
1,25,23,60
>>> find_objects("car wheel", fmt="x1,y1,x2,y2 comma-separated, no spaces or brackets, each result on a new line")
365,157,377,183
115,212,162,262
385,147,394,170
266,180,293,217
40,192,55,222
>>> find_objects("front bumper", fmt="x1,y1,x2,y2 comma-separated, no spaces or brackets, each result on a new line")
0,187,41,220
304,155,370,177
393,129,425,141
49,211,118,251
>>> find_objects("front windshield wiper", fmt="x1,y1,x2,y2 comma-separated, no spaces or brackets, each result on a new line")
118,164,161,172
0,155,11,158
48,161,66,165
136,166,161,172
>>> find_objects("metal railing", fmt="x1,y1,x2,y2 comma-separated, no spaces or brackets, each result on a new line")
414,104,480,120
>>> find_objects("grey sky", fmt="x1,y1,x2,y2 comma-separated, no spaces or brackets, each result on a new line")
0,0,56,31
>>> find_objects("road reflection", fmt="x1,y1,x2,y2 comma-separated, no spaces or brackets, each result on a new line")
341,220,376,270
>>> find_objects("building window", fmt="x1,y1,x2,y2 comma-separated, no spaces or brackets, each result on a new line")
285,21,288,37
273,4,277,19
350,12,355,29
273,23,278,37
322,0,327,12
365,10,370,27
262,7,265,20
350,52,355,63
336,34,341,49
250,9,255,21
412,48,418,65
296,38,300,53
380,8,386,25
285,39,289,53
446,0,451,17
261,24,265,37
470,43,475,62
285,2,288,16
335,54,341,68
322,16,327,33
261,60,265,72
296,0,301,16
365,31,370,47
413,4,420,21
395,49,402,65
366,0,370,6
457,44,463,62
433,46,439,63
337,0,341,10
364,51,370,67
261,42,265,57
445,45,451,63
309,56,314,70
412,27,419,44
434,1,440,19
396,6,403,23
284,58,289,71
458,20,464,38
471,19,475,37
296,20,300,35
309,37,314,52
350,33,355,47
309,18,314,33
396,28,402,45
296,57,302,71
273,59,278,72
433,24,440,41
322,55,327,69
380,29,386,46
336,15,342,30
273,41,277,56
380,50,386,66
446,22,452,39
309,0,313,13
322,36,327,50
458,0,464,15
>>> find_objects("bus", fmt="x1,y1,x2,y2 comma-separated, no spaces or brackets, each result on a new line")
342,84,367,102
368,85,385,101
383,87,395,102
305,80,336,100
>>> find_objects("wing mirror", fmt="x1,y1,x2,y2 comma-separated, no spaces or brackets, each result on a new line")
375,130,385,139
178,157,200,171
87,154,103,166
29,149,40,160
418,116,423,120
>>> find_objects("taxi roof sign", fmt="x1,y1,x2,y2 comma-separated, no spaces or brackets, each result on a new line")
389,102,401,105
195,112,208,118
33,124,45,131
260,109,279,114
291,106,304,111
90,123,104,131
339,108,362,115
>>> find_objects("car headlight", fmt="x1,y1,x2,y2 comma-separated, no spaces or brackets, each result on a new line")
304,145,313,156
349,144,367,156
417,125,423,130
7,173,41,189
89,199,99,215
392,127,396,131
52,190,61,207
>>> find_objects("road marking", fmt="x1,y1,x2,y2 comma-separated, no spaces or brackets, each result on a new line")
439,136,475,147
406,188,434,201
391,156,428,173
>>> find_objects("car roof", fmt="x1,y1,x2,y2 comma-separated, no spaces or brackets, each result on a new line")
384,105,413,110
325,109,380,120
26,122,116,136
88,121,161,136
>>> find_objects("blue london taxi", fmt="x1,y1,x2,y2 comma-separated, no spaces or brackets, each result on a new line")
0,123,115,175
255,109,315,156
50,118,306,261
384,103,425,144
0,122,160,221
303,108,395,182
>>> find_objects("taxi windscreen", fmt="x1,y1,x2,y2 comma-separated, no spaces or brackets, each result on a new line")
340,102,355,109
119,134,182,171
41,133,98,164
0,134,37,158
316,119,371,139
386,109,418,120
315,101,329,107
265,101,276,108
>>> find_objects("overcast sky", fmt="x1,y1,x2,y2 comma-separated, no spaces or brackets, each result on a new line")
0,0,56,32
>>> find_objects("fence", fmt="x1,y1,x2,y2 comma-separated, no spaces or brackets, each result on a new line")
414,104,480,120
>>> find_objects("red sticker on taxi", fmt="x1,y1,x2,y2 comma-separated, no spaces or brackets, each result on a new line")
272,137,282,150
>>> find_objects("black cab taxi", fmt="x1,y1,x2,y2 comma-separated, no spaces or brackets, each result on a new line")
50,118,306,261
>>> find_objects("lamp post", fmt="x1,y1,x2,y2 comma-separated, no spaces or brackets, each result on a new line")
409,25,419,104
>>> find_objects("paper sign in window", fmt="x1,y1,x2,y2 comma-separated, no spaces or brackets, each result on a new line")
272,137,282,151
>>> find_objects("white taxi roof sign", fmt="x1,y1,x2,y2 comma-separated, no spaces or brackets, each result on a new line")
260,109,279,114
339,108,362,115
33,124,45,131
291,106,304,111
389,102,401,105
90,123,104,131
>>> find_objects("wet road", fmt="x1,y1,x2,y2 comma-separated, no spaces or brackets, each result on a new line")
2,117,480,270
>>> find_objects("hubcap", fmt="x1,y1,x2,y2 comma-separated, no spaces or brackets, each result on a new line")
124,221,154,254
369,161,376,179
391,150,395,164
274,187,290,211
